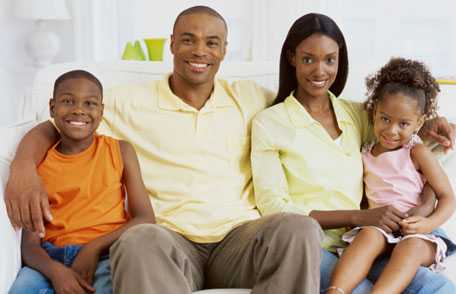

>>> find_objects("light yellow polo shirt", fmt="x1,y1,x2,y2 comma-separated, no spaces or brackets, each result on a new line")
97,75,274,243
251,92,371,251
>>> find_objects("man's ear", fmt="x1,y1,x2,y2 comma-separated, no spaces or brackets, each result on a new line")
170,34,175,55
49,98,55,118
287,50,296,67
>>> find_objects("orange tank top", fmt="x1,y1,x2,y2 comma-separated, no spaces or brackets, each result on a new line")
39,135,128,247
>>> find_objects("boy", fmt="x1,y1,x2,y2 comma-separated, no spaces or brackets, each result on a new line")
9,70,155,294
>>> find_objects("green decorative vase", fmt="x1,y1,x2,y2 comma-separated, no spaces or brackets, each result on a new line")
121,41,146,61
144,38,166,61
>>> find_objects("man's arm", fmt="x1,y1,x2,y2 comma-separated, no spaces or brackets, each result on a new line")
5,121,59,236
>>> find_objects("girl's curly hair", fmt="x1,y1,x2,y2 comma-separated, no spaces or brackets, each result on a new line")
364,57,440,122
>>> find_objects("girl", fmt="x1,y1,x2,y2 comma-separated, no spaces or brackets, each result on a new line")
328,58,456,294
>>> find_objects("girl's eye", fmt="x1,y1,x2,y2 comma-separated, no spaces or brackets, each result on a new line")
399,122,410,128
380,116,389,123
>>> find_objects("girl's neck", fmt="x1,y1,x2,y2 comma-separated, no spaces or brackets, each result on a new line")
57,136,95,155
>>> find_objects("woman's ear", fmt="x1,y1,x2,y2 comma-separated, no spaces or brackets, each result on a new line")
287,50,296,67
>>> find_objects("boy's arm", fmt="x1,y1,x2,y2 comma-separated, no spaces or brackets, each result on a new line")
71,140,155,283
21,230,95,293
79,140,155,255
5,121,59,235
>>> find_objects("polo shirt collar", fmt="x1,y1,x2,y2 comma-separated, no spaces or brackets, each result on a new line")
284,91,353,127
157,74,233,112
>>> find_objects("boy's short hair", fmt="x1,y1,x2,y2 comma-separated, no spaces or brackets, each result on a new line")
53,70,103,98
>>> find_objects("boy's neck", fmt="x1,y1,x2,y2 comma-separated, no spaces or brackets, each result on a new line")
56,135,95,155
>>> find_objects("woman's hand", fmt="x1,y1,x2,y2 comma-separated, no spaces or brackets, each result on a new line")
419,117,456,152
356,205,407,233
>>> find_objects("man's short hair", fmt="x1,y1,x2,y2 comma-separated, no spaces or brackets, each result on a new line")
173,5,228,33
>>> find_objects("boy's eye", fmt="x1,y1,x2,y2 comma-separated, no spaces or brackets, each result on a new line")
61,98,72,104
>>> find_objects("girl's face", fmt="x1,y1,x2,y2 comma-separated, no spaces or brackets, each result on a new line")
289,33,339,100
373,92,425,152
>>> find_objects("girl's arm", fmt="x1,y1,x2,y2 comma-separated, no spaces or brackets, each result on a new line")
402,144,456,233
251,114,406,233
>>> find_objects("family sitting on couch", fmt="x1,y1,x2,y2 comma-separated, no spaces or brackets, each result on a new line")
4,5,456,294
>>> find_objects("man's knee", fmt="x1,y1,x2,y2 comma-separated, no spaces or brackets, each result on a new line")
110,223,175,258
265,212,323,244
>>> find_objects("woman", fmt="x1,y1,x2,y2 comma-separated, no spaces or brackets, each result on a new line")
251,13,455,293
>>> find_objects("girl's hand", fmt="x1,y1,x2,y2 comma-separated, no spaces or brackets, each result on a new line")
400,216,433,235
49,261,95,294
71,243,101,286
358,205,406,233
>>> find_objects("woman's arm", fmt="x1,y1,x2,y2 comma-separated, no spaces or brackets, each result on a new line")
402,144,456,234
5,121,59,235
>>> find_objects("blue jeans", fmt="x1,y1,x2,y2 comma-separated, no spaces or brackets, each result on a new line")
9,242,112,294
320,228,456,294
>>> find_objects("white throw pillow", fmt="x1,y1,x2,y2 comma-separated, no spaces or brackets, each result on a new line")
0,119,37,293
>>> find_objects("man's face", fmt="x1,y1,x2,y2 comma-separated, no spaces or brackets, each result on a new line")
170,13,227,87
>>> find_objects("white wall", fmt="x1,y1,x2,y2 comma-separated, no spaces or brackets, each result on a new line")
2,0,455,125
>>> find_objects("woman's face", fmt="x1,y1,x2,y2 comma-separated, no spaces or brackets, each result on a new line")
289,33,339,100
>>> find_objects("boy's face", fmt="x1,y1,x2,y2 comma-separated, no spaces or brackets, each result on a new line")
50,78,103,144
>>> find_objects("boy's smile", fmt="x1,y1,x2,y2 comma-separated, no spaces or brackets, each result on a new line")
50,77,103,154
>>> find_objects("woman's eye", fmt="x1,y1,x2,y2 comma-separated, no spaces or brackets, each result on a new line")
327,57,336,64
302,57,312,64
207,41,219,48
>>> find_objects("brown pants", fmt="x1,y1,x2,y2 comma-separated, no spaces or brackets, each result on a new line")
110,213,323,294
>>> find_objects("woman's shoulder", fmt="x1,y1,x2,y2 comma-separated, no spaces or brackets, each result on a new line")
254,102,289,123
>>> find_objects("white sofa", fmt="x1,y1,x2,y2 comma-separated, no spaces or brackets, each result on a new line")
2,61,455,293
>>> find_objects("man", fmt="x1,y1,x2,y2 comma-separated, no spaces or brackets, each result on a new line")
5,6,323,294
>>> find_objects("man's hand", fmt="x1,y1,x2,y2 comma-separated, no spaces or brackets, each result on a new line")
358,205,407,233
420,117,456,152
49,261,95,294
400,216,433,235
71,243,101,286
4,160,52,236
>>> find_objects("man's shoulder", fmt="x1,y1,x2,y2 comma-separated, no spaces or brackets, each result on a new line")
104,79,162,104
216,79,275,115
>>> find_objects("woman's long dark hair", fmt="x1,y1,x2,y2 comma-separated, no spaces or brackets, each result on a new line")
274,13,348,104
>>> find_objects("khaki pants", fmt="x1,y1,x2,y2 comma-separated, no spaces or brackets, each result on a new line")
110,213,323,294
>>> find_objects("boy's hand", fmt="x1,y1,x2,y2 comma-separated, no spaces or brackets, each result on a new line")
71,243,101,285
49,261,94,294
400,216,433,235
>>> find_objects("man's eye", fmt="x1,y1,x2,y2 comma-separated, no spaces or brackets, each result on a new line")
182,38,193,44
207,41,219,48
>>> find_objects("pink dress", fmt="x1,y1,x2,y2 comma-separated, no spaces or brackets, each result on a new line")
341,136,448,271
